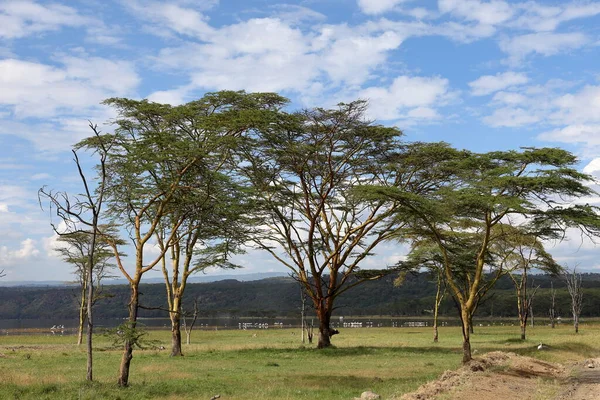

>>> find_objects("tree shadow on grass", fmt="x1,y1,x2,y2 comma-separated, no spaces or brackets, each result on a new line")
234,345,459,358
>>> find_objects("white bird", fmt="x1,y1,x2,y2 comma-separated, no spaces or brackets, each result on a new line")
537,343,547,350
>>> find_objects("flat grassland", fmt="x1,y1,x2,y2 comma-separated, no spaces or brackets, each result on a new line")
0,324,598,399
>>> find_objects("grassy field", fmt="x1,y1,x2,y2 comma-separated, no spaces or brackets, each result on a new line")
0,323,598,399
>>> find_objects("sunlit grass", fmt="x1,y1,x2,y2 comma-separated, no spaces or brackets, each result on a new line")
0,323,597,399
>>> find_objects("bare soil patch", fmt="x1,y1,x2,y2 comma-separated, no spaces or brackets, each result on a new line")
396,351,600,400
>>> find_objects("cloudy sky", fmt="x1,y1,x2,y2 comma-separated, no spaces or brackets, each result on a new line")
1,0,599,282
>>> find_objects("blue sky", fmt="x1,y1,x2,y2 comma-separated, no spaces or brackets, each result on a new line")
1,0,599,281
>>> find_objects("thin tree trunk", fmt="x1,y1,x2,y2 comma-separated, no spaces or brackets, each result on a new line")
516,278,527,340
85,270,93,381
77,281,86,346
461,308,472,363
574,314,579,333
529,305,534,327
300,288,306,344
433,272,443,343
118,285,139,387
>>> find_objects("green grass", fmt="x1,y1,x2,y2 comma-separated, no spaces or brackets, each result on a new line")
0,324,598,399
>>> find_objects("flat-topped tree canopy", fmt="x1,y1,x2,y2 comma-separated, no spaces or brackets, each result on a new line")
359,146,600,363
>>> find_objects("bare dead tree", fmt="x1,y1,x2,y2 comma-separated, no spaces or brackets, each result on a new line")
549,281,557,328
305,319,314,344
181,296,199,345
432,269,446,343
38,122,114,382
564,268,584,333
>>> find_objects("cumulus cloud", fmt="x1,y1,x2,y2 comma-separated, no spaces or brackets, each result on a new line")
469,71,528,96
359,75,451,122
0,0,92,39
0,238,40,267
438,0,514,26
500,32,588,64
0,57,139,118
509,2,600,32
153,18,405,95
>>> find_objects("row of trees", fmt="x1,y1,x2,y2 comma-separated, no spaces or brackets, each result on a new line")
40,91,600,384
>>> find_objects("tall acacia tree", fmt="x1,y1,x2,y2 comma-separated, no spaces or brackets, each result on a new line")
79,91,287,385
238,101,453,348
366,147,600,363
156,171,249,356
154,92,285,357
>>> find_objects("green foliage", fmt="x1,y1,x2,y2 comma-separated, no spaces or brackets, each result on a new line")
103,322,159,350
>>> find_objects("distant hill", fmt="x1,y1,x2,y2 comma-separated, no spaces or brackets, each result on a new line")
0,272,288,287
2,272,600,320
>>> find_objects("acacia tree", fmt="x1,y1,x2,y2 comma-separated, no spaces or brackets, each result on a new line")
39,123,113,381
238,101,452,348
367,147,600,363
154,92,285,357
565,268,584,333
79,91,287,384
54,230,116,345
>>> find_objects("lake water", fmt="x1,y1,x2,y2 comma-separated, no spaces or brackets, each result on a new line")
0,316,468,335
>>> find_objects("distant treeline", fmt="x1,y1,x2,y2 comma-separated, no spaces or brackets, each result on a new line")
2,272,600,320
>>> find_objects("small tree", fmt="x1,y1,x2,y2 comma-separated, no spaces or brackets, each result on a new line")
495,228,561,340
181,296,199,345
564,268,584,333
54,230,117,345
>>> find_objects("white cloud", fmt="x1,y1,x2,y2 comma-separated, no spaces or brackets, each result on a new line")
469,71,528,96
509,2,600,32
500,32,588,64
482,106,541,127
0,57,138,118
357,0,407,15
123,1,214,40
538,125,600,149
583,158,600,176
0,0,92,39
0,238,40,267
551,85,600,125
154,18,405,95
438,0,514,26
147,87,190,105
359,75,451,121
491,91,527,105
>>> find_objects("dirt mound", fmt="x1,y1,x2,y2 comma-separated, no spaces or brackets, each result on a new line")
398,351,567,400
